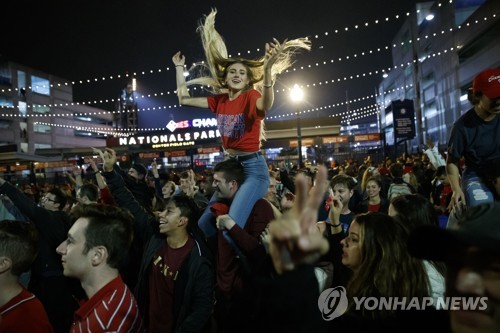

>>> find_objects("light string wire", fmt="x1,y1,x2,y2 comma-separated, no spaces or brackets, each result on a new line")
0,82,412,120
7,6,498,133
1,1,477,96
0,40,472,116
2,22,469,119
2,9,495,112
33,101,383,135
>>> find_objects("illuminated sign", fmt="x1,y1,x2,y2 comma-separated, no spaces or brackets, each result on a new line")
117,129,221,149
392,99,416,140
354,133,382,142
165,150,187,157
166,118,218,132
139,152,160,159
289,138,315,147
323,136,349,144
197,147,221,154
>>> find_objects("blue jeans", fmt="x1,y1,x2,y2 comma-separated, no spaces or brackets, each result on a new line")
462,169,494,207
198,154,270,244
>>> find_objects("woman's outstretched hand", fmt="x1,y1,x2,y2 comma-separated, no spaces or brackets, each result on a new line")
264,38,286,70
172,51,186,67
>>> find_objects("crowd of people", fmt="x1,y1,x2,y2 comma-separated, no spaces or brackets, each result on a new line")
0,8,499,333
1,139,499,332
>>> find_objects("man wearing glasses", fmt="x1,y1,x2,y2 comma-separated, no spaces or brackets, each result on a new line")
0,177,80,333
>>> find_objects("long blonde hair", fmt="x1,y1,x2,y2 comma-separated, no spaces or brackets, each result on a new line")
187,8,311,90
186,8,311,144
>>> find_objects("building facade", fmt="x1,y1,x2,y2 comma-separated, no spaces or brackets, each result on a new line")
0,59,114,162
377,0,500,151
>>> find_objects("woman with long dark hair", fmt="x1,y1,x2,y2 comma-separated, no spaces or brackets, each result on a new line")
389,194,446,305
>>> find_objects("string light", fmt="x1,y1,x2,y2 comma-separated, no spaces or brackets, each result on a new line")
8,3,495,129
0,104,182,117
33,102,384,135
4,0,485,97
3,32,453,110
2,84,412,120
276,97,387,121
6,22,485,109
33,122,128,137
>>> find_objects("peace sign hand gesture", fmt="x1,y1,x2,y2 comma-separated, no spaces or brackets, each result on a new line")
269,165,329,274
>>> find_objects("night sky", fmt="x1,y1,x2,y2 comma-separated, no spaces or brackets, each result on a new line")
2,0,419,128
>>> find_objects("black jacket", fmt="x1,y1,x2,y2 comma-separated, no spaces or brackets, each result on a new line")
0,182,71,280
0,182,81,333
261,265,451,333
104,169,214,332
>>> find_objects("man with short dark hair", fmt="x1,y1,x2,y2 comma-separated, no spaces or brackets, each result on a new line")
56,203,143,332
208,158,275,333
409,202,500,333
330,174,356,232
0,220,53,333
129,164,148,181
75,183,100,205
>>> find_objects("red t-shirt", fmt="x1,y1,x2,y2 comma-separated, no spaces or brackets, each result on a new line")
0,288,53,333
368,203,381,212
207,89,263,152
148,237,195,333
72,276,143,333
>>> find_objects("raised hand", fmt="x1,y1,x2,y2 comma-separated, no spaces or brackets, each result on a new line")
264,38,286,70
188,169,196,187
216,214,235,231
280,192,295,211
102,148,117,172
91,147,105,162
150,160,159,178
172,51,186,67
328,192,343,226
269,165,329,274
86,158,99,173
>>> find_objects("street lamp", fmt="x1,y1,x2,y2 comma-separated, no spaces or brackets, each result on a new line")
290,84,304,168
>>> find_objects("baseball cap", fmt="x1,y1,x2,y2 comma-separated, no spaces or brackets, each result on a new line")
408,202,500,261
472,68,500,100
